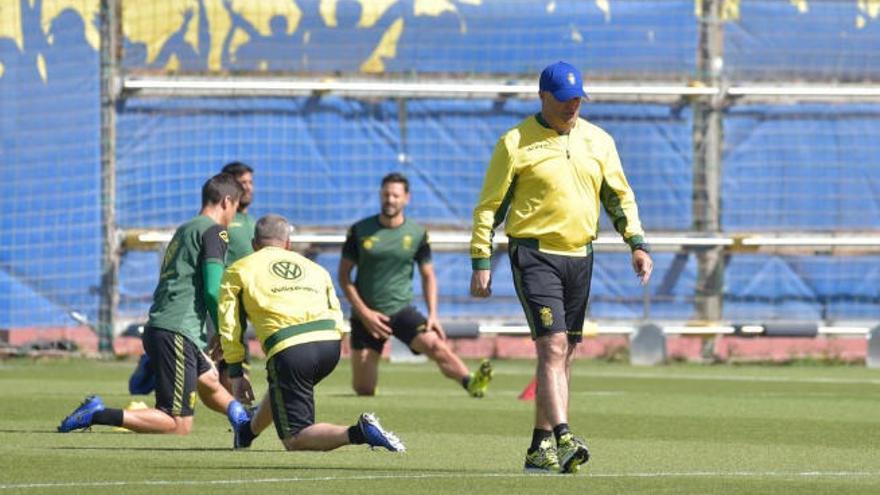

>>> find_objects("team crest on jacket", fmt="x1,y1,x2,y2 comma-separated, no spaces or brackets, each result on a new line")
363,236,378,250
402,234,412,250
540,306,554,328
218,230,229,243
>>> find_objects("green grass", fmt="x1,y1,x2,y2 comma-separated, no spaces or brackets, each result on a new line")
1,357,879,494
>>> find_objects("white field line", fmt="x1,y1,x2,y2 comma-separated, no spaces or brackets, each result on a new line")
388,366,880,386
578,371,880,386
3,471,880,490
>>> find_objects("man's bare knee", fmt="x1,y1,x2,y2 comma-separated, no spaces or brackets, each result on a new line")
536,334,568,365
422,339,443,357
413,333,444,358
198,367,222,389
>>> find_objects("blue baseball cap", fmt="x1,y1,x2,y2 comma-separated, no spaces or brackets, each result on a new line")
539,61,588,101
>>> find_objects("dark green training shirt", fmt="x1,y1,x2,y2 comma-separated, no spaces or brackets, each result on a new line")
226,211,256,264
147,215,228,348
342,215,431,315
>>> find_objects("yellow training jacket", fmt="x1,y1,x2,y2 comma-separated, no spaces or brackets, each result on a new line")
470,114,646,269
219,246,343,376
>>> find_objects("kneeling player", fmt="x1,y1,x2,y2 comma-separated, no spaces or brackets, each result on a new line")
57,173,250,435
338,173,493,398
219,214,404,452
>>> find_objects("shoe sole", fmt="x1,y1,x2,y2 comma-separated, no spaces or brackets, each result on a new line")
58,397,105,433
233,432,250,450
360,415,405,452
58,409,102,432
560,446,590,474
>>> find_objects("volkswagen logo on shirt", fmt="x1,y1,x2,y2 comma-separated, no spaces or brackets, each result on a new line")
271,260,302,280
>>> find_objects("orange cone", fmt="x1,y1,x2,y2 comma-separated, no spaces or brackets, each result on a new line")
518,377,537,401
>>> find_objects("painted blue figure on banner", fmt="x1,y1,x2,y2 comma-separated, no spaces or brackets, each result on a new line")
387,0,466,73
152,0,211,71
222,0,303,72
301,0,399,73
30,4,94,85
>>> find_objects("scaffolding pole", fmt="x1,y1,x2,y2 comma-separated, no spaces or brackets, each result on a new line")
693,0,725,321
98,0,121,353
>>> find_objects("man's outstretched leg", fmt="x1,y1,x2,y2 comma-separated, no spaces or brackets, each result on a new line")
410,331,493,398
239,340,405,452
281,413,405,452
59,328,249,436
58,394,190,434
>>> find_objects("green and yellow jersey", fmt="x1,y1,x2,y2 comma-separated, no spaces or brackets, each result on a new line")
147,215,228,349
471,114,646,269
342,215,431,315
226,211,256,264
218,246,343,376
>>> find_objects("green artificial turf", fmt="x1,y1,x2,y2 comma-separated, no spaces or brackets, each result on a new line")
1,357,878,494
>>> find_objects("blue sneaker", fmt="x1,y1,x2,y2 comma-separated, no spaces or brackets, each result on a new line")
58,395,105,432
227,400,251,448
227,400,250,426
128,354,155,395
358,413,405,452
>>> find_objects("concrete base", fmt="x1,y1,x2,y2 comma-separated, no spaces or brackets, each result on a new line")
867,326,880,369
629,323,666,366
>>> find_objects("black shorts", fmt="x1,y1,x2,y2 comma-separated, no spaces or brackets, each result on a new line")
349,305,427,354
266,340,341,439
142,327,213,417
509,243,593,343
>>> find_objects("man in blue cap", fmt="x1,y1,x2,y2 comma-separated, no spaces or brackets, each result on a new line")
469,61,653,474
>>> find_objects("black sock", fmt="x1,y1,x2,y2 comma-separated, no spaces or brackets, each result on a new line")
528,428,552,452
553,423,571,442
348,424,366,445
91,408,124,427
461,375,471,389
238,420,258,445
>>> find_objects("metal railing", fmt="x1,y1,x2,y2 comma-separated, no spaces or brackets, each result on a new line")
123,76,880,103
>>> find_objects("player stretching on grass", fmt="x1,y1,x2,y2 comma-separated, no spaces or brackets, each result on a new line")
131,162,258,396
212,161,257,394
58,173,251,435
338,173,493,398
219,215,404,452
469,61,653,473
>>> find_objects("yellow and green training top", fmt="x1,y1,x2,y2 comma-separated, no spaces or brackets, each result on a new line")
470,113,647,269
218,246,343,376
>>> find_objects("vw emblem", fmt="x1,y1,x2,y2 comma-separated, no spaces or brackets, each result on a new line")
271,261,302,280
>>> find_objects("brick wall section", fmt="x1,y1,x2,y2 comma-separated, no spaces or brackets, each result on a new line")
3,329,870,363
